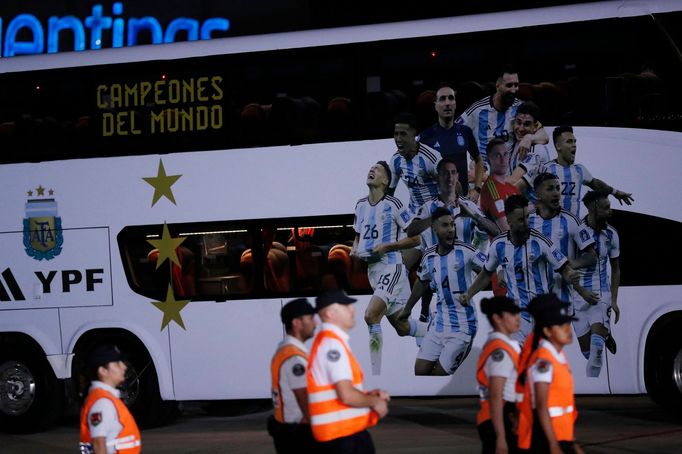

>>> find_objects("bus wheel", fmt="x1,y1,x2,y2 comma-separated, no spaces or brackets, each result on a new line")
0,354,64,433
119,346,178,429
646,328,682,410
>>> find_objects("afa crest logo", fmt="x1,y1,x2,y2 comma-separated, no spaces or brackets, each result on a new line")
23,186,63,261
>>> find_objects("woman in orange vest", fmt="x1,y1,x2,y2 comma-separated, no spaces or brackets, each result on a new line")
80,345,141,454
517,294,584,454
476,296,522,454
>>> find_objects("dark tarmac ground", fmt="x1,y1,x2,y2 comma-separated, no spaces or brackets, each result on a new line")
3,395,682,453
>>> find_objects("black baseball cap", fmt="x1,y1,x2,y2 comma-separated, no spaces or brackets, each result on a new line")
315,289,357,312
527,294,577,327
281,298,315,325
480,296,522,316
88,344,125,369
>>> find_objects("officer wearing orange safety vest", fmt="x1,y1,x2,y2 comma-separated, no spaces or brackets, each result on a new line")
79,345,141,454
267,298,318,453
307,289,389,454
517,294,584,454
476,296,522,454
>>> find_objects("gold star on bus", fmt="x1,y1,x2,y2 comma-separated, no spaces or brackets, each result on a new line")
36,185,45,196
146,223,185,269
27,190,33,197
142,159,182,206
151,285,190,330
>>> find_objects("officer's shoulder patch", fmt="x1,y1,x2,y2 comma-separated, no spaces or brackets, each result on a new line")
327,350,341,362
491,349,505,362
292,363,305,377
90,412,102,426
536,359,550,373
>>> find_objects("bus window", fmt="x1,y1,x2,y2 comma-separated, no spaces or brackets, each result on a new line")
613,210,682,286
118,214,373,300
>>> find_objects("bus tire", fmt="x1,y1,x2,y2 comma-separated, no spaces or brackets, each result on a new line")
0,349,64,433
118,344,178,429
645,322,682,410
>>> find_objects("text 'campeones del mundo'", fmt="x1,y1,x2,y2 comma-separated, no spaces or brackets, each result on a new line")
96,75,224,136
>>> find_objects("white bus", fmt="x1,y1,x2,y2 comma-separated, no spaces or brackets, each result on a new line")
1,0,681,433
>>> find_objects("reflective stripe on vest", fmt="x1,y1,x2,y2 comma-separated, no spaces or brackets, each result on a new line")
476,338,519,425
80,387,141,454
270,343,307,423
306,329,378,442
517,346,576,449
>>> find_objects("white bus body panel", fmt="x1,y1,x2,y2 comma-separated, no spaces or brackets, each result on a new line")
0,127,680,399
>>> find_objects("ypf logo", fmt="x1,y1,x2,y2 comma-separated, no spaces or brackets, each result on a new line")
23,185,64,261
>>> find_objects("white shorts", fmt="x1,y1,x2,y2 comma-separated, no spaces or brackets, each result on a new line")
416,329,473,374
367,263,409,316
573,297,611,337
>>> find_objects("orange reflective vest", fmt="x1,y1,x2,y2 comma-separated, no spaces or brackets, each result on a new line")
271,343,308,423
80,387,141,453
517,344,577,449
306,329,378,442
476,337,520,425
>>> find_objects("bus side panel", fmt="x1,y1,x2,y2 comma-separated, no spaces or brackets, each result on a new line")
608,286,682,394
168,298,284,400
0,310,63,357
59,296,175,400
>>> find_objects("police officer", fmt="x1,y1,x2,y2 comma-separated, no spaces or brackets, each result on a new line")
79,344,141,454
476,296,522,454
307,289,389,454
268,298,318,454
517,295,584,454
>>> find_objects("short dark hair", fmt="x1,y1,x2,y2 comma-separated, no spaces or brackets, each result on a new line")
582,190,609,208
376,160,392,185
431,206,452,223
393,112,418,130
552,125,574,145
504,194,529,215
533,172,559,190
486,138,507,162
516,101,540,123
497,64,518,81
436,157,458,173
436,81,456,92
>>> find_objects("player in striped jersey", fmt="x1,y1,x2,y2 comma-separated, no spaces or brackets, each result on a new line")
508,102,555,182
399,207,487,375
460,195,580,343
387,112,440,213
529,173,598,307
574,191,621,378
519,126,633,217
405,158,499,322
456,65,548,163
406,158,499,250
351,161,427,375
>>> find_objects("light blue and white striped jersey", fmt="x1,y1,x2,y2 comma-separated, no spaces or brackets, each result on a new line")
525,160,593,217
577,222,620,299
528,209,595,302
456,96,522,162
353,195,411,265
418,242,487,335
413,196,484,248
511,143,555,177
388,143,440,213
485,229,568,320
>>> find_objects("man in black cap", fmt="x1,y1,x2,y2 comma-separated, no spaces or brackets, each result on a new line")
306,290,389,453
268,298,318,454
80,344,141,454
